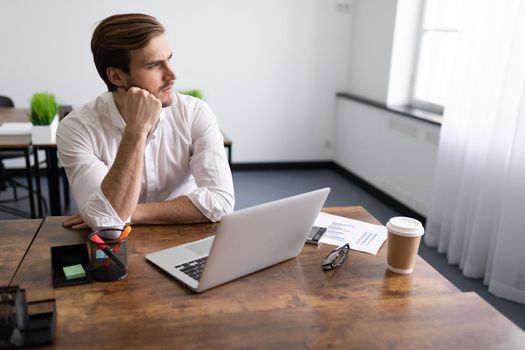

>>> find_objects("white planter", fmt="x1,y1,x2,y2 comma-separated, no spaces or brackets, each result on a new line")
31,115,59,145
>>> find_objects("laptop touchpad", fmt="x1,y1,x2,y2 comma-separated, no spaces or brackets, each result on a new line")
185,237,214,256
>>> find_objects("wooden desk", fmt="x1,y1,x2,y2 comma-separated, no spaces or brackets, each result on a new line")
0,219,41,285
11,208,525,348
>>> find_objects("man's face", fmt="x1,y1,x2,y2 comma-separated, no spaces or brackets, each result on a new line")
123,34,176,107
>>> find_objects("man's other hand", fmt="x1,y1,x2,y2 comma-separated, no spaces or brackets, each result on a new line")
62,212,90,230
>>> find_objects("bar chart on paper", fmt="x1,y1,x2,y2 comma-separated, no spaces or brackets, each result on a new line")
314,212,387,254
354,230,379,246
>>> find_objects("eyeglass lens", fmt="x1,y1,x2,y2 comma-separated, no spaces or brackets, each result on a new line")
323,243,350,270
333,245,349,266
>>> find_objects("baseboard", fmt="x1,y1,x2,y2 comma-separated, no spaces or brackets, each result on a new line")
232,160,426,225
231,161,333,171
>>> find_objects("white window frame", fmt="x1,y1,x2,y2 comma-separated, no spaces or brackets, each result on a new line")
409,0,448,115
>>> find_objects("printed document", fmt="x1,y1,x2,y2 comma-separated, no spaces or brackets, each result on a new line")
314,212,387,255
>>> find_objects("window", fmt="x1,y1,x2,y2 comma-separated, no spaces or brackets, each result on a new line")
411,0,461,114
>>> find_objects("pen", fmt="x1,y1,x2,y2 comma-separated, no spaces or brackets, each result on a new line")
118,225,132,241
89,233,127,271
102,226,132,267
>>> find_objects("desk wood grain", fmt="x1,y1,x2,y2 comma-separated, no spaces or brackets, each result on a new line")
0,219,41,285
11,208,525,349
0,107,29,122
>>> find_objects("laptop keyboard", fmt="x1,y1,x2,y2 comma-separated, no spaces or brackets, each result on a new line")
175,256,208,281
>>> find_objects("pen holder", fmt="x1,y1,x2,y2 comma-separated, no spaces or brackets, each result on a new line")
89,233,128,282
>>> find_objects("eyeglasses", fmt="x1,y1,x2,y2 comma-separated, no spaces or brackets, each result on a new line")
322,243,350,271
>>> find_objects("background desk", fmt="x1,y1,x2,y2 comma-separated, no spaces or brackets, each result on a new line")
11,207,524,349
223,133,232,164
0,219,41,285
0,107,76,216
0,107,38,217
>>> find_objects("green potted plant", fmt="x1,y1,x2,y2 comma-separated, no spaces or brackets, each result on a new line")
178,89,204,99
29,92,60,144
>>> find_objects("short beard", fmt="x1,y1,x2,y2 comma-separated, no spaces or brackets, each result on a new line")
161,94,173,108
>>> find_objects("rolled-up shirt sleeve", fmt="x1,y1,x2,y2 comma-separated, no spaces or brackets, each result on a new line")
57,117,127,230
186,101,235,222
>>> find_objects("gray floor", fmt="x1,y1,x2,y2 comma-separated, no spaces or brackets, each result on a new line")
1,168,524,330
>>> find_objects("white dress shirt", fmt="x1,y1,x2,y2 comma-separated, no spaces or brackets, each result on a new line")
56,91,234,230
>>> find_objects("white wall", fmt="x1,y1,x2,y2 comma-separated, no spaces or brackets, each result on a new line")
346,0,397,102
0,0,353,163
335,98,439,216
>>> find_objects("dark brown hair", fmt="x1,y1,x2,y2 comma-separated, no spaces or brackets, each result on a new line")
91,13,165,91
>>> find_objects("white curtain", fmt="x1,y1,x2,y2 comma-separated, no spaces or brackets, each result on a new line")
425,0,525,304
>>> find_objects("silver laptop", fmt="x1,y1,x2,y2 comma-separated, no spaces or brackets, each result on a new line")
145,188,330,292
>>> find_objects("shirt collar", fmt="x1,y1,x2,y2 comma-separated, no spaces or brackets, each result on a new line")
106,92,126,131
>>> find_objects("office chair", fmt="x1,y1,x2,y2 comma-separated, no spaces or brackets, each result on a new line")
0,95,47,217
0,95,15,108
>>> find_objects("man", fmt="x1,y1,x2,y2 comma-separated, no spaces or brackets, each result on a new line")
58,13,234,232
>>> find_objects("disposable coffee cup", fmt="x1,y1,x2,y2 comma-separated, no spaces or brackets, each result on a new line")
386,217,424,274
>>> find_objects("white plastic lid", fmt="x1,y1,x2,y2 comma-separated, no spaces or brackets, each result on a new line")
386,217,424,237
